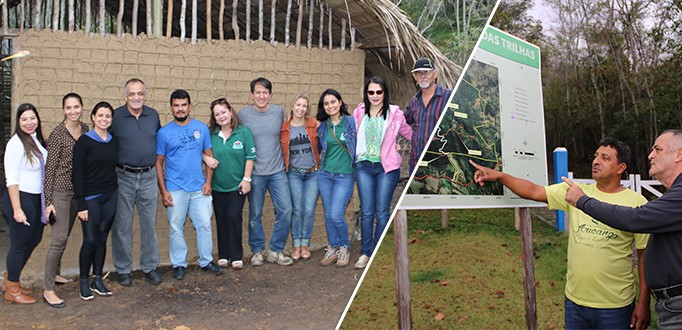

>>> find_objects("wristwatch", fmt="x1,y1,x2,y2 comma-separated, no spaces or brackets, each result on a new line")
242,177,252,183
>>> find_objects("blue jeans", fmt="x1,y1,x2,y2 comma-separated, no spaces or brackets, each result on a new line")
111,167,159,274
564,296,634,329
248,170,293,253
356,161,399,256
288,168,319,247
656,295,682,329
166,190,213,268
317,170,354,248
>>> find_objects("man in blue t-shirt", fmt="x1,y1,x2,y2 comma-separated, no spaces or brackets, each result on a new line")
155,89,222,280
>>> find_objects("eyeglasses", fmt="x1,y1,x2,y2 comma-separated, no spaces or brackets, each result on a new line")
367,90,384,96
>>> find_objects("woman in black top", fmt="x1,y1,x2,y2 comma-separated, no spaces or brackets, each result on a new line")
72,102,118,301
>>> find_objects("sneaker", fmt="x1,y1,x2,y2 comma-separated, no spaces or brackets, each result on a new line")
251,252,264,266
117,273,132,287
217,259,229,267
79,278,94,301
320,246,337,266
144,270,162,285
336,246,350,267
266,250,294,266
231,260,243,270
173,266,186,280
201,262,223,274
354,255,370,269
91,275,112,296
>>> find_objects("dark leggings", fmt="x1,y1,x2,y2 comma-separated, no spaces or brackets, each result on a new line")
1,191,45,282
212,190,245,261
79,190,117,279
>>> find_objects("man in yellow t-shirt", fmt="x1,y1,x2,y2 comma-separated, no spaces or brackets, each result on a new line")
470,137,650,330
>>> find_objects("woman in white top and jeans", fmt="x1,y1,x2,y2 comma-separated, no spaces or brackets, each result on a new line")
1,103,48,304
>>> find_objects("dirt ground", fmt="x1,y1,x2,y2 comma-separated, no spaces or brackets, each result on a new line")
0,242,363,329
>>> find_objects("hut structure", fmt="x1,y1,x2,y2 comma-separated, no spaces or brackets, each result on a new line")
0,0,461,279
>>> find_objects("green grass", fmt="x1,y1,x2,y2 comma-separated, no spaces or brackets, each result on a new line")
341,209,652,329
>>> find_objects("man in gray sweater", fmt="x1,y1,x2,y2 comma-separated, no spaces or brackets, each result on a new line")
237,77,293,266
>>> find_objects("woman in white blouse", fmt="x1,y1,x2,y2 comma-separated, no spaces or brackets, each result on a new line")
1,103,48,304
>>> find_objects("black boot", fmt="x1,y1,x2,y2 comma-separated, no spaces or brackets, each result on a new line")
79,278,94,301
91,275,112,296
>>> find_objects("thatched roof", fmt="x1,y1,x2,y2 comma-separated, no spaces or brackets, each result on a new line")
105,0,461,95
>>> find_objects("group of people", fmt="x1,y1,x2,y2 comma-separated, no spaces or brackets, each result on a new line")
1,58,453,308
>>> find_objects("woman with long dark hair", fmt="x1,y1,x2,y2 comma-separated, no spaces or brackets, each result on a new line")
352,76,412,269
1,103,47,304
72,102,118,300
316,89,356,267
42,93,89,308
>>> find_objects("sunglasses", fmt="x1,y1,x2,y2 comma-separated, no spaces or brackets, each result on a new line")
367,90,384,96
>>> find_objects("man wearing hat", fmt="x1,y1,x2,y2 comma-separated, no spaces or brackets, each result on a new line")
405,58,453,173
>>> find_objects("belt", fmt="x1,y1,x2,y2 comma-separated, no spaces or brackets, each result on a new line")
652,284,682,300
117,164,154,174
289,164,318,173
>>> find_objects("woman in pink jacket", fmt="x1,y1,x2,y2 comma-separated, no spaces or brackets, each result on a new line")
352,76,412,269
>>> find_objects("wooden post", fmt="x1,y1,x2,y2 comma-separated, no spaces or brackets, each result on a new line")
34,0,41,30
99,0,105,35
132,0,139,36
257,0,262,41
231,0,239,40
518,207,538,330
206,0,211,42
269,0,275,44
514,208,521,230
306,0,313,49
340,18,346,51
153,0,162,36
117,0,124,36
327,6,331,50
440,209,448,229
180,0,186,42
166,0,173,37
284,0,291,46
394,209,412,329
295,0,302,49
318,2,323,49
219,0,224,40
245,0,250,41
67,0,74,32
60,0,65,30
191,0,197,43
52,0,59,31
146,0,152,35
350,26,355,50
19,0,24,33
85,0,91,34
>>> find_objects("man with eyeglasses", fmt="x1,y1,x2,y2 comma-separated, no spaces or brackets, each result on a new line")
109,78,163,286
405,58,453,173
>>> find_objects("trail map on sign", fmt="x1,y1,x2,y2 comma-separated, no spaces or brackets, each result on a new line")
401,26,547,209
411,60,503,196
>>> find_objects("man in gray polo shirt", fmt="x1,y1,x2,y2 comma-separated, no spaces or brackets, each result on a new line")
109,78,162,285
237,77,293,266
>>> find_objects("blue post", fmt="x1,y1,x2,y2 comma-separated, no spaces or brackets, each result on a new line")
553,147,568,232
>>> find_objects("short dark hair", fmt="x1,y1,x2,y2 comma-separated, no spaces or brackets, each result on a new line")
250,77,272,93
599,137,631,165
316,89,349,122
170,89,191,105
62,92,83,108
